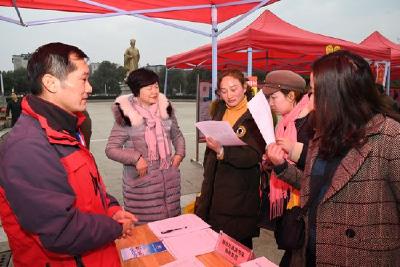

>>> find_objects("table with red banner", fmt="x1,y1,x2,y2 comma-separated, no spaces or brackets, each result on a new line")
115,224,233,267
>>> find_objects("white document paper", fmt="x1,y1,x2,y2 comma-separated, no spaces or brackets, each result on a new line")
239,256,278,267
161,257,205,267
162,228,219,260
195,121,247,146
148,214,211,239
248,90,276,145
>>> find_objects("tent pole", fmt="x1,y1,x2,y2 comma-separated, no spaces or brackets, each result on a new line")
247,47,253,76
164,67,169,96
211,5,218,100
218,0,270,35
190,73,202,165
78,0,211,37
11,0,26,26
386,62,391,96
0,15,23,25
0,72,4,96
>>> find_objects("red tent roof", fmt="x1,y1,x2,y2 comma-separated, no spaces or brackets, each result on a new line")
360,31,400,79
166,10,390,72
0,0,279,24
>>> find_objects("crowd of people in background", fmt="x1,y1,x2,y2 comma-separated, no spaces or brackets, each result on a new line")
0,42,399,267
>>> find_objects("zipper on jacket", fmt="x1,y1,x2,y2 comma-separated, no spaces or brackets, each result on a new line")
90,172,106,209
162,169,170,218
90,172,99,196
74,255,85,267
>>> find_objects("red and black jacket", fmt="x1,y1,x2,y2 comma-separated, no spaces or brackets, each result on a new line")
0,95,122,267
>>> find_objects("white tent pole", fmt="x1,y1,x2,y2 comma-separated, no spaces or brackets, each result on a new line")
21,0,267,27
0,15,24,25
386,62,391,95
76,0,211,37
0,72,4,96
127,14,210,37
218,0,270,35
211,5,218,100
247,47,253,76
11,0,26,26
164,67,169,96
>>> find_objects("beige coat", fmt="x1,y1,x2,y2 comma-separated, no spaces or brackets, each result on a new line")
278,114,400,266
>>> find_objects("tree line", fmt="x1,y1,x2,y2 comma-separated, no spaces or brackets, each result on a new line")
1,61,269,98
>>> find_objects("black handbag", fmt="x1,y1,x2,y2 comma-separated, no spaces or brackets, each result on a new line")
274,205,306,250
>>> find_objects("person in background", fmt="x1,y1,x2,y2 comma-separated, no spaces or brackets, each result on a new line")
106,68,185,224
195,69,265,249
267,50,400,266
375,83,399,112
6,92,22,127
263,70,314,266
0,42,136,266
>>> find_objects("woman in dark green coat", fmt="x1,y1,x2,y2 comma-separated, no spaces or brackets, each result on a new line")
195,69,266,249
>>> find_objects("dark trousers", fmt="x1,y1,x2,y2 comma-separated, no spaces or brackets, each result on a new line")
238,237,253,249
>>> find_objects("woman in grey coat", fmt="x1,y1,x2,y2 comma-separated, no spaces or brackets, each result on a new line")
106,68,185,224
267,51,400,266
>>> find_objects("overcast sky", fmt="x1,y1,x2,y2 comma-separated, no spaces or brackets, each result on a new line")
0,0,399,71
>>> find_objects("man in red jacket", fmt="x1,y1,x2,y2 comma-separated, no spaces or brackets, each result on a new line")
0,42,136,267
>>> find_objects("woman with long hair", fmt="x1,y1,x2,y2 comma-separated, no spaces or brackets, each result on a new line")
195,69,265,249
268,50,400,266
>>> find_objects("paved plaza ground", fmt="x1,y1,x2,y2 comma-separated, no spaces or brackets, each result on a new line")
0,100,283,266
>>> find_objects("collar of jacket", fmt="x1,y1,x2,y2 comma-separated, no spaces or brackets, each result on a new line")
305,113,387,204
22,95,84,146
113,93,170,127
212,99,252,128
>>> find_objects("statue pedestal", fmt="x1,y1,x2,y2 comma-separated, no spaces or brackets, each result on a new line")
120,82,131,95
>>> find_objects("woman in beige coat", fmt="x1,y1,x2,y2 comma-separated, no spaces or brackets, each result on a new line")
268,50,400,266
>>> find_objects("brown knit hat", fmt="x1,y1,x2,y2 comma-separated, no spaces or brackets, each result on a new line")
262,70,306,96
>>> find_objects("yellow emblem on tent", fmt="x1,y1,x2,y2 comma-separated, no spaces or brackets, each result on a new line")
325,45,334,54
326,44,341,54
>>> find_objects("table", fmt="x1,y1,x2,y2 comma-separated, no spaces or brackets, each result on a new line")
115,224,233,267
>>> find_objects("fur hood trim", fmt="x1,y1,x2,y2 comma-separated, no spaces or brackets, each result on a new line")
112,93,170,126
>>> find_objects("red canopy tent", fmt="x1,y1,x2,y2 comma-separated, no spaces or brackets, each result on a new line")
0,0,279,25
166,10,391,73
360,31,400,80
0,0,279,94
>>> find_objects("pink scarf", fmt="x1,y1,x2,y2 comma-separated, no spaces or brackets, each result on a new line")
133,100,171,169
269,94,310,218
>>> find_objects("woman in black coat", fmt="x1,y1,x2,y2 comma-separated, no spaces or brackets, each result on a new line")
195,69,265,249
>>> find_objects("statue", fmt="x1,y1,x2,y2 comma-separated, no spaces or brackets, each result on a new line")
124,38,140,76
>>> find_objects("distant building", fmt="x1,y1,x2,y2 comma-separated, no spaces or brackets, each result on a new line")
89,62,101,75
145,64,165,74
12,54,31,70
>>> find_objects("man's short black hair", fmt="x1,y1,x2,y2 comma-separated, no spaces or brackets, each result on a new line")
27,42,88,95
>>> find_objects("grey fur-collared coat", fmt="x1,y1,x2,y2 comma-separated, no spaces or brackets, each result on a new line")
277,114,400,266
105,93,185,224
